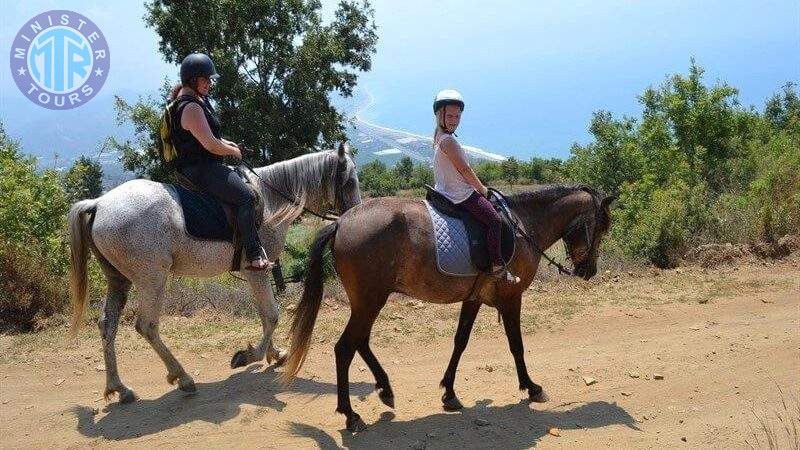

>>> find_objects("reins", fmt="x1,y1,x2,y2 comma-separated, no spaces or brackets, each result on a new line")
240,157,340,222
488,188,573,276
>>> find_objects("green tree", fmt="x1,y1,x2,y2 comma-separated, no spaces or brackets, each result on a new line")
474,161,502,184
500,156,520,187
638,58,759,192
106,83,174,181
143,0,377,163
394,156,414,188
62,156,104,202
0,123,70,272
409,163,433,189
765,82,800,132
561,60,798,266
359,160,399,197
567,111,642,196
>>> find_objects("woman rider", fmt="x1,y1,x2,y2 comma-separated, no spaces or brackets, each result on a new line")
432,89,518,283
168,53,271,270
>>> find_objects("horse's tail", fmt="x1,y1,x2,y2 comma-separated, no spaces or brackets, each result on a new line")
281,221,339,384
68,199,97,337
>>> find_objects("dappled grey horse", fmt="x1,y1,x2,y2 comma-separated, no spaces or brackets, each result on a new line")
69,144,360,403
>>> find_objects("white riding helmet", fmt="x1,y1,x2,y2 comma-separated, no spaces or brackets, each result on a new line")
433,89,465,113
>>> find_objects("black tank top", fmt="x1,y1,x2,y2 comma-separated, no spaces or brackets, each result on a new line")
171,94,224,166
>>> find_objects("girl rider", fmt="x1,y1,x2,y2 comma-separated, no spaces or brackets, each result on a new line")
432,89,519,283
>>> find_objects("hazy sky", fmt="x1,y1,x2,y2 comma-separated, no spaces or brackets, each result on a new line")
1,0,798,159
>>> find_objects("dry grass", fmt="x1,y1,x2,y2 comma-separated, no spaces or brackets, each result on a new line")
746,384,800,450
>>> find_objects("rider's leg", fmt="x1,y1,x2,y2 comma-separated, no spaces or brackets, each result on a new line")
457,191,503,264
177,161,267,266
458,191,518,282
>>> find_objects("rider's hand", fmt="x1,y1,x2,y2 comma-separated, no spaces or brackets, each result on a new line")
478,184,489,198
222,138,239,148
229,146,242,161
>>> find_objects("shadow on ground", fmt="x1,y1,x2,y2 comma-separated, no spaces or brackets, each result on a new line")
72,364,372,441
289,398,639,449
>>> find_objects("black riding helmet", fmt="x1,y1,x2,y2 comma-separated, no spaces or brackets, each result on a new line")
180,52,220,84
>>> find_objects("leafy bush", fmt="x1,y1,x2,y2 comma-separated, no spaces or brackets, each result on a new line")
474,161,503,184
568,60,800,266
62,156,103,202
282,223,335,283
409,163,433,189
359,160,400,196
0,124,70,274
0,240,68,331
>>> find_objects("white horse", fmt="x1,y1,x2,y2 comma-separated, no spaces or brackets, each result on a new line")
69,144,361,403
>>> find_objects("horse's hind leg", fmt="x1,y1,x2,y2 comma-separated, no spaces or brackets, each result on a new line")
440,300,481,411
98,271,135,403
358,336,393,407
231,270,286,369
133,272,196,393
497,295,547,403
335,292,388,432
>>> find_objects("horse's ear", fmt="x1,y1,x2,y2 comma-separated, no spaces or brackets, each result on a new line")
337,141,349,161
601,195,617,210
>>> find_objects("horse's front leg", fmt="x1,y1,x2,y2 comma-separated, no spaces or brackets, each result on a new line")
440,300,481,410
231,270,286,368
497,295,548,403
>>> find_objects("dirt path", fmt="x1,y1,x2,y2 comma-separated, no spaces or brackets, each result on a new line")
1,259,798,449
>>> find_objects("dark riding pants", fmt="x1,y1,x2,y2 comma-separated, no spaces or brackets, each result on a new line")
177,161,263,261
458,190,503,265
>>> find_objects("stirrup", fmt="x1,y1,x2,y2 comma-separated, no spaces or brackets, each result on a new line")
245,258,273,271
244,247,273,271
490,264,520,284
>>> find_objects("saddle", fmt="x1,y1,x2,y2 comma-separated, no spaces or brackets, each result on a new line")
172,166,265,271
425,186,515,272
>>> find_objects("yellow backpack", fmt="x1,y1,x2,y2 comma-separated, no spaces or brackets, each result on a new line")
158,95,201,169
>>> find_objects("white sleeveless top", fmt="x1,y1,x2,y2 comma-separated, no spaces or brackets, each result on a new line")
433,133,475,204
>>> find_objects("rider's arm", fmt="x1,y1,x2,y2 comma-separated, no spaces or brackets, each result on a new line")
440,137,488,197
181,103,241,158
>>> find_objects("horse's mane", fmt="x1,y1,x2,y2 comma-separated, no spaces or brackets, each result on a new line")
507,184,601,208
257,150,338,205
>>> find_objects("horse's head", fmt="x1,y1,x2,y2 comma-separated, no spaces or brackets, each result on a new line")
561,188,616,280
329,141,362,214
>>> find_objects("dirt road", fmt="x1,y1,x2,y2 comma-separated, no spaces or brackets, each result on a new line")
1,258,798,449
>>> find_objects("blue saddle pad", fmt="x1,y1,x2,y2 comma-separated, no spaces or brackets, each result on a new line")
424,200,478,277
173,184,233,241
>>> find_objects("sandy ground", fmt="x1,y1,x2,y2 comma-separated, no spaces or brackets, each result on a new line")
0,257,798,449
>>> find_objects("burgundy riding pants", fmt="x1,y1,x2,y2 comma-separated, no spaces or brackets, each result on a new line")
458,191,503,265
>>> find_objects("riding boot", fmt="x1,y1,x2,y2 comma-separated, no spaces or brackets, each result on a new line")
237,201,268,265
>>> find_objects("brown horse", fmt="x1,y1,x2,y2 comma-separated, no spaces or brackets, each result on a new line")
282,185,615,431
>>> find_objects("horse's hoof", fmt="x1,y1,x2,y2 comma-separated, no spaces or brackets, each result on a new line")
231,350,249,369
346,413,367,433
268,349,288,367
118,388,138,404
442,393,463,411
179,378,197,393
378,389,395,408
529,388,548,403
